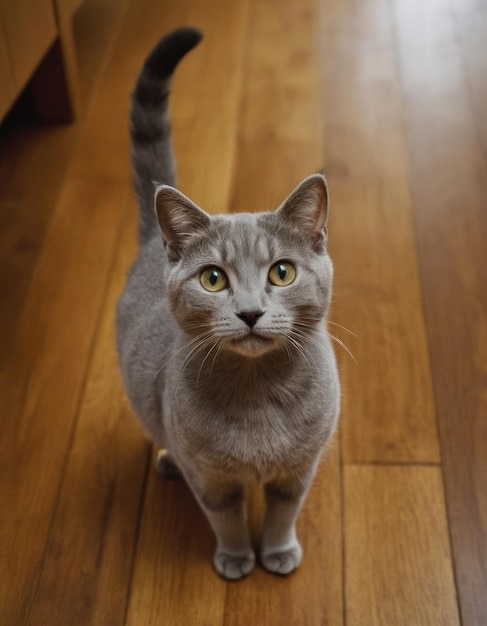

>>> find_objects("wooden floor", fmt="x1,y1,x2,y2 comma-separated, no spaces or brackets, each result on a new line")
1,0,486,624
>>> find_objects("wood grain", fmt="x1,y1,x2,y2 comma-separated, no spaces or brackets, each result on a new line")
69,0,188,182
172,0,251,212
345,465,459,626
0,179,129,625
448,0,487,155
392,1,487,623
25,205,148,626
0,25,15,119
228,0,325,214
320,0,439,464
0,127,80,358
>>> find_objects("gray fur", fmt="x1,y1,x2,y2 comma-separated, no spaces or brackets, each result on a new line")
130,27,203,243
117,28,340,580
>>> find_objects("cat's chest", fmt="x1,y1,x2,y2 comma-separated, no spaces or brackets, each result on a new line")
172,384,334,474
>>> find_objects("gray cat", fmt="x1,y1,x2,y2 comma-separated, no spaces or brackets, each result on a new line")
116,28,340,580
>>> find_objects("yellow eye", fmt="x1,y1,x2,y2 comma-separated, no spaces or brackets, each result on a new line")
268,261,296,286
200,267,228,292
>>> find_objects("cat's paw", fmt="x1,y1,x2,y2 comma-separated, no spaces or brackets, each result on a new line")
213,550,256,580
155,449,182,480
260,540,303,575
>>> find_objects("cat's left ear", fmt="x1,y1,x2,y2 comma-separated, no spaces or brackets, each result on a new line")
277,173,329,249
155,185,211,261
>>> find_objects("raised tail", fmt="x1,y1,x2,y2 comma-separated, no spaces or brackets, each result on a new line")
130,27,203,244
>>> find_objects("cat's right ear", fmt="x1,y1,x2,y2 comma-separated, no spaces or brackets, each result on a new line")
276,173,329,251
155,185,211,260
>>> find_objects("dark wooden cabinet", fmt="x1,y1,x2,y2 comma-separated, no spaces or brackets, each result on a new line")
0,0,83,122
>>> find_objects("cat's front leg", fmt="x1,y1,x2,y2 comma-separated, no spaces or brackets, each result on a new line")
186,473,255,580
260,468,315,575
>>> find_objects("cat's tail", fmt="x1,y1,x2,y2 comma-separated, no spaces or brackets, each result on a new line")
130,27,203,244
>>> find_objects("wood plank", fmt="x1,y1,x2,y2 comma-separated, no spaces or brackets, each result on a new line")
0,179,128,625
228,0,325,214
345,465,459,626
449,0,487,155
222,0,343,623
319,0,439,463
0,199,49,359
73,0,131,102
68,0,189,182
171,0,251,211
25,205,149,626
392,1,487,623
0,18,16,120
0,125,80,353
125,1,250,624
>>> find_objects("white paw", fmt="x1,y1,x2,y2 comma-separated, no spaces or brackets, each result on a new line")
260,540,302,575
213,550,256,580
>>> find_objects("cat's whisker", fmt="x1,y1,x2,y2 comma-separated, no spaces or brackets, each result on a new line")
196,338,221,385
153,330,214,378
173,335,217,401
180,335,216,375
153,362,165,380
289,327,349,367
327,320,357,337
280,337,293,364
284,334,311,369
293,315,356,339
327,332,357,364
293,319,357,356
288,331,322,367
210,339,227,376
174,333,214,375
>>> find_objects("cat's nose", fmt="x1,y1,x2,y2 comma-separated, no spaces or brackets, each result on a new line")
236,310,264,329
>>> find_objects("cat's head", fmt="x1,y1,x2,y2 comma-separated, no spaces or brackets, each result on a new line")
155,174,333,358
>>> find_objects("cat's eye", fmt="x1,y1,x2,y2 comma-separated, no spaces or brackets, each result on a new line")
200,267,228,292
268,261,296,286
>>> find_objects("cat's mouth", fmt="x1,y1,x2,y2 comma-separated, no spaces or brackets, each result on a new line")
228,331,276,357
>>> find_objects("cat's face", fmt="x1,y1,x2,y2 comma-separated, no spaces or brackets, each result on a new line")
156,174,333,358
